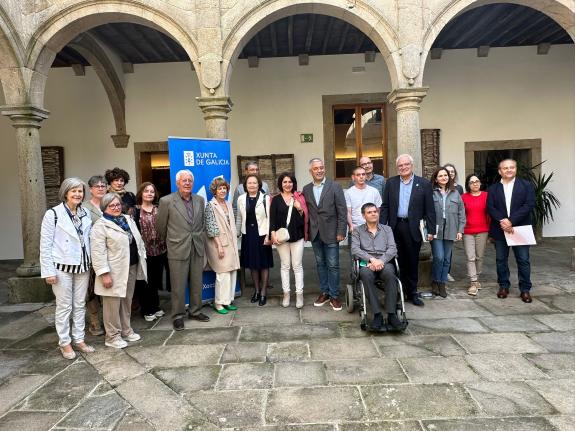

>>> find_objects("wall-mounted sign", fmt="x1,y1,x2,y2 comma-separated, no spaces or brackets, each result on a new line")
300,133,313,143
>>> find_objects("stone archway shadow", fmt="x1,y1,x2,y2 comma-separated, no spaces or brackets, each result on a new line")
419,0,575,86
221,0,402,95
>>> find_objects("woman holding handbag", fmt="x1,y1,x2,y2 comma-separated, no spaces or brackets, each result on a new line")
270,172,308,308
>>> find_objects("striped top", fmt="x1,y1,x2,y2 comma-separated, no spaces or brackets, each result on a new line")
54,204,91,274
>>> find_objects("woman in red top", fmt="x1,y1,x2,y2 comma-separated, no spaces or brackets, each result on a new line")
461,174,490,296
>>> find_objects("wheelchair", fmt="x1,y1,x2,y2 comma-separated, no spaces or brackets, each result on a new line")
345,257,408,332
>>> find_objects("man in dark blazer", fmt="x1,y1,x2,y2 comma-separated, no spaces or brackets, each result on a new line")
380,154,436,306
156,169,209,330
487,158,536,303
302,158,347,311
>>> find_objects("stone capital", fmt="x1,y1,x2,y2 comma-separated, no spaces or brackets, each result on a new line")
387,87,429,112
1,105,50,128
196,96,233,120
111,134,130,148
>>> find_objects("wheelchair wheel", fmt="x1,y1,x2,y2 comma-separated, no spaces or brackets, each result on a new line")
345,284,355,313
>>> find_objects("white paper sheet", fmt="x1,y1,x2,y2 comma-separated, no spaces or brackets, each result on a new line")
504,225,537,246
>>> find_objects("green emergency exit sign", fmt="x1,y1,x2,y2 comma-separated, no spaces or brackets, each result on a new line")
300,133,313,143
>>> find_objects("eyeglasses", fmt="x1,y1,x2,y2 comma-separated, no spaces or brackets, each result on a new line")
107,203,122,209
92,184,107,189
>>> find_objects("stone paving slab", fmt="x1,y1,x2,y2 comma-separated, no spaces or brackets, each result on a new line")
16,349,72,375
6,326,61,350
0,349,41,379
83,348,147,387
464,380,557,416
116,373,218,431
54,392,130,429
267,341,309,362
265,386,365,424
154,365,221,393
309,338,379,360
324,358,407,385
301,305,359,323
186,389,266,428
274,361,327,387
475,297,556,316
403,299,492,319
0,312,51,340
377,335,466,358
221,342,268,363
16,361,102,413
361,383,478,420
167,326,240,345
421,417,556,430
538,295,575,313
453,333,548,354
465,353,549,381
478,315,552,332
123,329,172,347
0,411,63,431
151,308,234,329
338,422,422,431
400,356,480,384
217,363,274,390
126,344,224,368
231,306,301,326
534,313,575,331
408,317,489,335
0,303,46,313
239,323,340,342
527,378,575,414
525,353,575,378
113,408,155,431
547,416,575,431
529,331,575,352
0,374,51,416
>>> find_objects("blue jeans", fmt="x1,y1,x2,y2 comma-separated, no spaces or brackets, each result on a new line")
431,239,454,283
494,240,532,292
311,235,340,298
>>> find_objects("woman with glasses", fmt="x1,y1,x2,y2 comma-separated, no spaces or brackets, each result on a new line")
40,177,95,359
461,174,490,296
90,193,147,349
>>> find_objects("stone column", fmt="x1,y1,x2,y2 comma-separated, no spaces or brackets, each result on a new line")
1,105,49,278
196,96,233,139
387,87,428,175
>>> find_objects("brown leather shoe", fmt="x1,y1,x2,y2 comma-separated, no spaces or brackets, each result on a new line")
330,297,342,311
313,293,330,307
520,292,533,303
497,288,509,299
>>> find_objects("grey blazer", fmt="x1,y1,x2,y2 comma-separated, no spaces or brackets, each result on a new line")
432,188,466,241
302,178,347,244
156,192,205,260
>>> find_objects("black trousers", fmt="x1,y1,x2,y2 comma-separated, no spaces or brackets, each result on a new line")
393,220,422,300
141,252,170,316
359,264,398,315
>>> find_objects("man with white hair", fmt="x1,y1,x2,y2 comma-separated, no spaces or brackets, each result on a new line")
156,169,209,330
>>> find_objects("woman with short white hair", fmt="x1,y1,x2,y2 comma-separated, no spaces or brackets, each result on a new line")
40,177,95,359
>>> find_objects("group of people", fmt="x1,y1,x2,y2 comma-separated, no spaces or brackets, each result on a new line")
40,153,536,357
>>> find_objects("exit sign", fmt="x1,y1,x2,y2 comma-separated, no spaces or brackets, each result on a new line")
300,133,313,143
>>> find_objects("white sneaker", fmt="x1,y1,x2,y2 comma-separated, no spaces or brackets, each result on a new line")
447,274,455,282
105,339,128,349
282,292,290,308
154,310,165,317
123,333,141,342
296,293,304,309
144,314,157,322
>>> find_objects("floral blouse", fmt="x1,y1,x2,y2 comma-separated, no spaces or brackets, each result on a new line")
138,206,166,256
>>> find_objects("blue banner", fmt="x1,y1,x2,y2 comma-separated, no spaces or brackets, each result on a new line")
167,136,240,303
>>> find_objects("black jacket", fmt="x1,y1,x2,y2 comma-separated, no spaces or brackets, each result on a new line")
487,178,535,241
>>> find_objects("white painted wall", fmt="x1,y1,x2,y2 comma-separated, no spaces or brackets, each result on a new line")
0,46,573,259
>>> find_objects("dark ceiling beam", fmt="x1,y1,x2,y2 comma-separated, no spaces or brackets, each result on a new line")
354,32,365,52
338,22,350,53
157,36,184,61
532,22,565,44
108,24,148,62
270,22,278,57
463,6,526,48
451,6,504,48
496,13,548,46
321,17,334,54
58,48,86,65
129,24,164,61
93,26,132,62
255,33,263,58
288,16,294,56
304,15,316,52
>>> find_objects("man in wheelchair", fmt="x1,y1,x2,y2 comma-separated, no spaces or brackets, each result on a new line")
350,203,404,331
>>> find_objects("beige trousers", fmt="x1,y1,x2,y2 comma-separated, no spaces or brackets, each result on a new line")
215,270,237,306
276,238,305,294
102,264,136,343
463,233,488,282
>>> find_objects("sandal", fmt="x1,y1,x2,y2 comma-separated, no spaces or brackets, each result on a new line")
74,342,95,353
59,345,76,360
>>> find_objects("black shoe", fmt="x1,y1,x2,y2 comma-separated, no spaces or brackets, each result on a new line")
411,296,425,306
258,296,267,306
173,318,184,331
251,291,261,303
387,313,403,330
188,312,210,322
371,313,384,330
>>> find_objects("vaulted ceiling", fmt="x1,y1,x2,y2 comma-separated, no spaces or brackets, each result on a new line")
52,5,573,67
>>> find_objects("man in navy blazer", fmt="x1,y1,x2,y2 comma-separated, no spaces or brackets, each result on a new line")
380,154,436,306
487,159,536,303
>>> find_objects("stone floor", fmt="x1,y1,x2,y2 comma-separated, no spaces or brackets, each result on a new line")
0,239,574,431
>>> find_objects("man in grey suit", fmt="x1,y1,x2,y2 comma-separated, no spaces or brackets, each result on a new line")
302,158,347,311
156,169,209,330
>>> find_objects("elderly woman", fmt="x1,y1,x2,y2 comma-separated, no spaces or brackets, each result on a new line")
133,182,168,321
205,177,240,314
40,177,95,359
82,175,107,336
105,167,136,215
90,193,147,349
269,172,308,309
236,174,273,306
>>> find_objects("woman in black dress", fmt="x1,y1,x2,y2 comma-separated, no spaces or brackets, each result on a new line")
236,174,273,305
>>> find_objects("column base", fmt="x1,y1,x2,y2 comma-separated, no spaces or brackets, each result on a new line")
7,276,54,303
15,262,41,277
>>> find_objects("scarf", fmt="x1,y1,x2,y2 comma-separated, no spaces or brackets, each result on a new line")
103,213,133,242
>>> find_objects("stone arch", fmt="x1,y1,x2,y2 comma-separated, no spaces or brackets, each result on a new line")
25,1,200,107
0,5,26,105
420,0,575,84
221,0,401,93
